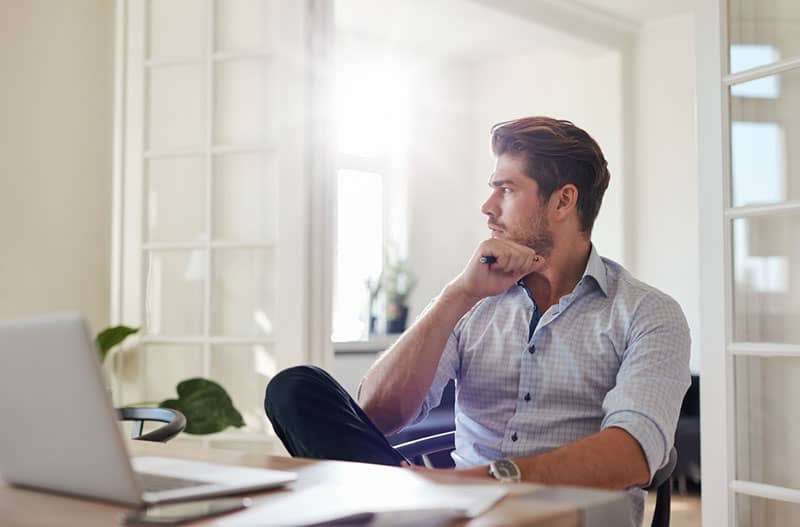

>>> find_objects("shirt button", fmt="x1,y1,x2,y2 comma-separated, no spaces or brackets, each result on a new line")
528,345,535,354
511,432,518,442
524,393,531,402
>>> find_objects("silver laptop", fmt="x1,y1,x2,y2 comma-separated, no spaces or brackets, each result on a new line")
0,312,297,506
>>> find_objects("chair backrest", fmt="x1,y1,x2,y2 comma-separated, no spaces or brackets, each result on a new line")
116,407,186,443
644,447,677,527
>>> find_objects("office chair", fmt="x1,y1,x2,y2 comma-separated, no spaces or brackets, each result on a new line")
393,433,678,527
116,407,186,443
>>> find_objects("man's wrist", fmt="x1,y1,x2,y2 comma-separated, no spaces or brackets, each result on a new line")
488,459,522,483
441,282,481,310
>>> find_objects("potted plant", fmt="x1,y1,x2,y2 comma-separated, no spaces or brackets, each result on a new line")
382,249,416,334
96,326,245,435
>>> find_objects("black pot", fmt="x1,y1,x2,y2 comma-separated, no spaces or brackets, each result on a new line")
386,304,408,334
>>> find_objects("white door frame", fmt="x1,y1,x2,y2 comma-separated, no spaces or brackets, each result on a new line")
696,0,734,523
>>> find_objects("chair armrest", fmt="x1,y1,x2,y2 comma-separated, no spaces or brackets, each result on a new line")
392,431,455,460
116,407,186,443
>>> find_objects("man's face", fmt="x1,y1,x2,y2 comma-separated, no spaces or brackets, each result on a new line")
481,154,554,257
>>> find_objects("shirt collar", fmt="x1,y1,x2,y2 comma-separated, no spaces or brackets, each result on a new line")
582,244,608,297
515,244,608,298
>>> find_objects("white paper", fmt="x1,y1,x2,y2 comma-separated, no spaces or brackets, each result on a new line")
215,481,508,527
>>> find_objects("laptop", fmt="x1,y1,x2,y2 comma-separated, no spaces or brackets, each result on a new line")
0,312,297,506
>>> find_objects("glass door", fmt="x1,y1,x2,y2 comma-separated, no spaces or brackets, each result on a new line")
112,0,326,449
700,0,800,524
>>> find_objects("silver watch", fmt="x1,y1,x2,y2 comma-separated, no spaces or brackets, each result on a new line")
488,459,521,483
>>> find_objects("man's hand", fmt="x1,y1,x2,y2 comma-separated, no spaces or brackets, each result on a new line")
449,239,544,301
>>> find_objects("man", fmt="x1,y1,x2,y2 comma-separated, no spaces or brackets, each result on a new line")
265,116,690,527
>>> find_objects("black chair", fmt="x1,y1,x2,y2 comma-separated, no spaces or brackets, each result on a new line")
394,433,677,527
674,374,700,494
116,407,186,443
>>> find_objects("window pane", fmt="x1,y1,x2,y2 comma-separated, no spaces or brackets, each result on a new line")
212,153,276,242
148,65,207,151
141,344,205,402
148,0,207,60
735,356,800,491
730,67,800,207
732,215,799,344
214,60,278,146
214,0,278,53
736,492,800,527
331,170,383,342
729,0,800,72
145,250,206,336
211,249,275,337
210,345,276,433
146,157,206,243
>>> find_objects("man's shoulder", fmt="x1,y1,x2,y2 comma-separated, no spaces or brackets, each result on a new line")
456,287,523,327
601,257,685,317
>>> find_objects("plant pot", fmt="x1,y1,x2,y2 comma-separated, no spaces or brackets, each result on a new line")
386,303,408,334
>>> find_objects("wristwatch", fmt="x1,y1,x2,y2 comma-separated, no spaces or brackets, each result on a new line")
488,459,521,483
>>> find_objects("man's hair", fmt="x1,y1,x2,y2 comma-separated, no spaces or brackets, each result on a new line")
490,116,610,234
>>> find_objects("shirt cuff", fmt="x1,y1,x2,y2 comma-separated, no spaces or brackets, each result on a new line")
602,410,667,485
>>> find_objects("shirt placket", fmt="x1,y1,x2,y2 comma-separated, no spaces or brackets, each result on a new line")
506,285,542,453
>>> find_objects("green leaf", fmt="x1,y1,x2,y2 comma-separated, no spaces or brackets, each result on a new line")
159,377,245,435
95,326,140,363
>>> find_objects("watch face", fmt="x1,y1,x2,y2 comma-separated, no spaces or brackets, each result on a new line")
491,459,520,480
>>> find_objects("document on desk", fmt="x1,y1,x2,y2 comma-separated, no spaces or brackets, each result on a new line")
215,479,508,527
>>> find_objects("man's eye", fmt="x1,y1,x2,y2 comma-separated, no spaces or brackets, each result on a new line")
502,187,512,195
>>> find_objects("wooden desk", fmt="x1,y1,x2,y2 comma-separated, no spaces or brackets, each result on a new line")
0,441,582,527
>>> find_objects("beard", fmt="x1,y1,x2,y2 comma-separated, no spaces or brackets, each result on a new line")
495,211,554,258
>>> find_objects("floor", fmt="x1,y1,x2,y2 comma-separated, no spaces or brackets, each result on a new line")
643,494,701,527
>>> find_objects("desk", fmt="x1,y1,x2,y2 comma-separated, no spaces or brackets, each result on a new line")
0,441,587,527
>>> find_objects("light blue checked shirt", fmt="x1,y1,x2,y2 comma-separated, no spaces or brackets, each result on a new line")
411,245,691,527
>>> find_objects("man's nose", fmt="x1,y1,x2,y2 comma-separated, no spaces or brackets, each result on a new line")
481,195,497,217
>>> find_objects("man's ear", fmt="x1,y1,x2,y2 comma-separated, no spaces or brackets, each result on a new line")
552,184,578,218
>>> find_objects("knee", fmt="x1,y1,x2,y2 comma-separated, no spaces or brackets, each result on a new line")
264,365,328,419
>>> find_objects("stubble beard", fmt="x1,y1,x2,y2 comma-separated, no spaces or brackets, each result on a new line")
518,213,554,258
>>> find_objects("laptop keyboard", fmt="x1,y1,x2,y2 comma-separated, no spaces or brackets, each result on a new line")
138,472,209,493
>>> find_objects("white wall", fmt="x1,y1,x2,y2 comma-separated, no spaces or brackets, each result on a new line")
406,60,478,319
0,0,114,333
471,47,626,263
632,13,700,372
405,46,626,322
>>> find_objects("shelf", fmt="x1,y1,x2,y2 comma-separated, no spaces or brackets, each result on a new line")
333,335,399,354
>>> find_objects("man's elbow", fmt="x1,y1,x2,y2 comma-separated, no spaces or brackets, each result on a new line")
359,397,406,435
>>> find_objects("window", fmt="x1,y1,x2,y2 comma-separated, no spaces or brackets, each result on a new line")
114,0,315,450
331,35,412,342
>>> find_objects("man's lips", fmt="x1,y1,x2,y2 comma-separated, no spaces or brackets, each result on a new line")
488,226,505,238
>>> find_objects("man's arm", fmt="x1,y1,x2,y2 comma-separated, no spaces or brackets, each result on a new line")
358,239,542,435
454,427,649,489
514,427,650,488
357,285,477,435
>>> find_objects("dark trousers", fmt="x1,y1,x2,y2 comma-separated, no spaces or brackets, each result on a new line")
264,365,408,466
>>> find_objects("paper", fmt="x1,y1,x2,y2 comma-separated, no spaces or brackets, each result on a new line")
215,481,508,527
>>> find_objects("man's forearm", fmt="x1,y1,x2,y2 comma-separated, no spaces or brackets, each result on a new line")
514,428,651,490
357,284,478,434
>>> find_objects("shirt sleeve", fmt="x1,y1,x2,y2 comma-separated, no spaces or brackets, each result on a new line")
600,292,691,484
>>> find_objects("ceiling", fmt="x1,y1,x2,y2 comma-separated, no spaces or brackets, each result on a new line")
335,0,603,63
335,0,696,63
571,0,696,24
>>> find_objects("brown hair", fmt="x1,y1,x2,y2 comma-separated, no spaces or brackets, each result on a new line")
490,116,610,234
